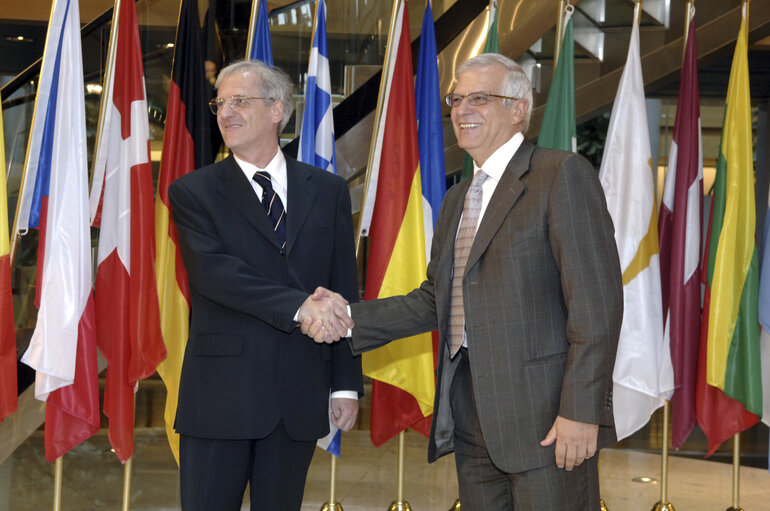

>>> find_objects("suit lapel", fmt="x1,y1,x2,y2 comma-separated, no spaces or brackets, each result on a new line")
285,157,316,256
465,140,535,273
215,155,282,250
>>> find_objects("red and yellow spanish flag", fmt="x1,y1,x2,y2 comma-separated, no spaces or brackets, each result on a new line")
155,0,212,463
0,102,17,423
696,12,761,455
357,0,435,446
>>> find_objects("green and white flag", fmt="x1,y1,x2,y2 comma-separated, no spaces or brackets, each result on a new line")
538,7,575,152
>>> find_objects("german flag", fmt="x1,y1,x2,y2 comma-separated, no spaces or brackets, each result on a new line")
155,0,212,463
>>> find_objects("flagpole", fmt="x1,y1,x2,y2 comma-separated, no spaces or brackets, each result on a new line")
320,455,343,511
122,456,134,511
355,0,403,257
682,0,694,63
724,433,744,511
387,430,412,511
245,0,260,58
52,456,63,511
553,0,566,75
90,0,122,190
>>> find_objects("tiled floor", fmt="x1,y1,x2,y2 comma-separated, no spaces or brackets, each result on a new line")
2,427,769,511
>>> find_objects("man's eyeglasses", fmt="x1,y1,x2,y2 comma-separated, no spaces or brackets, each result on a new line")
444,92,519,107
208,95,273,114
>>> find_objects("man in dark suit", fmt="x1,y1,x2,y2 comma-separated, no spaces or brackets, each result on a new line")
305,53,623,510
168,60,362,511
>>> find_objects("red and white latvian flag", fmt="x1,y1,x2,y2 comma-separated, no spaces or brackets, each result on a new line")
657,9,703,450
90,0,166,463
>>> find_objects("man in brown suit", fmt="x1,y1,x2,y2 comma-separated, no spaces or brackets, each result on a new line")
305,53,623,510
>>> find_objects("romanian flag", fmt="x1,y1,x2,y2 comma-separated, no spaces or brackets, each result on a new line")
357,0,435,446
89,0,167,462
657,10,703,450
599,10,672,441
16,0,100,461
155,0,212,463
0,102,17,423
696,13,761,455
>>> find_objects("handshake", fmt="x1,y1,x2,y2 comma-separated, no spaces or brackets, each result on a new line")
297,287,354,343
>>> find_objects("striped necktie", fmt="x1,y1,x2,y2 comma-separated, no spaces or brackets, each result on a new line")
448,169,489,358
253,171,286,250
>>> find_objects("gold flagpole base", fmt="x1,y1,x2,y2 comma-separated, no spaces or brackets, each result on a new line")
448,498,461,510
387,500,412,511
651,502,676,511
320,502,344,511
600,499,609,510
725,508,744,511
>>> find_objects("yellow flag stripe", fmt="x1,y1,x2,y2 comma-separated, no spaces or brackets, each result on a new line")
0,105,9,256
362,167,434,415
622,198,660,286
706,19,755,389
154,199,190,465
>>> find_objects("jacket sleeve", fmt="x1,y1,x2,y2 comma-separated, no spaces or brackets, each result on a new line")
546,153,623,426
169,177,308,333
327,179,364,395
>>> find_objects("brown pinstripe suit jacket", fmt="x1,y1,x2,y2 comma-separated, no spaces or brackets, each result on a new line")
349,139,623,473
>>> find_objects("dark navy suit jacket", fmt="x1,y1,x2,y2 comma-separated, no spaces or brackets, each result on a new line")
169,153,362,441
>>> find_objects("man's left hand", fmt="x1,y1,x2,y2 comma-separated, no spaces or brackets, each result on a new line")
539,415,598,471
330,397,359,432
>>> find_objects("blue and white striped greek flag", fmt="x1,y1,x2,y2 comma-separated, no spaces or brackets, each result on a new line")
298,0,336,174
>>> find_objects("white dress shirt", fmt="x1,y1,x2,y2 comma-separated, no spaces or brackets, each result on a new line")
234,150,289,210
456,132,524,347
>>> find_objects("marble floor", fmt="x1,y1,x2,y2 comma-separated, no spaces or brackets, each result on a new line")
1,427,769,511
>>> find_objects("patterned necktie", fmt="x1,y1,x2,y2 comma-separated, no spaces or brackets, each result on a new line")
448,169,489,358
253,171,287,250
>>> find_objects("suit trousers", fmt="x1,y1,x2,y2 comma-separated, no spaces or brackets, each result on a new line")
179,421,316,511
449,348,601,510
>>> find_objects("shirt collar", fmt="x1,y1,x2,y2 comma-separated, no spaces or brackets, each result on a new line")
234,150,287,192
473,132,525,182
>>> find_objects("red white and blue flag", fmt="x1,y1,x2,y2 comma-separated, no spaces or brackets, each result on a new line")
16,0,100,461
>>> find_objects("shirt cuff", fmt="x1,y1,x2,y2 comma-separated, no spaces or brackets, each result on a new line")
345,305,352,337
331,391,359,400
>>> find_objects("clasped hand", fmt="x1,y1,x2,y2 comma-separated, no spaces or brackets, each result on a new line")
297,287,353,343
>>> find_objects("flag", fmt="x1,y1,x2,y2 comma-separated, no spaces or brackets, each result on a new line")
247,0,273,64
357,0,435,446
460,0,498,180
315,394,341,457
0,102,18,423
538,8,575,152
599,14,673,441
89,0,167,462
155,0,212,464
297,0,342,456
758,162,770,430
15,0,99,461
697,14,761,455
657,13,703,449
364,0,448,446
298,0,336,174
416,0,447,236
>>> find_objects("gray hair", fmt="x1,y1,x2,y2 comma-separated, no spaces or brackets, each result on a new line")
216,60,295,132
456,53,534,133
